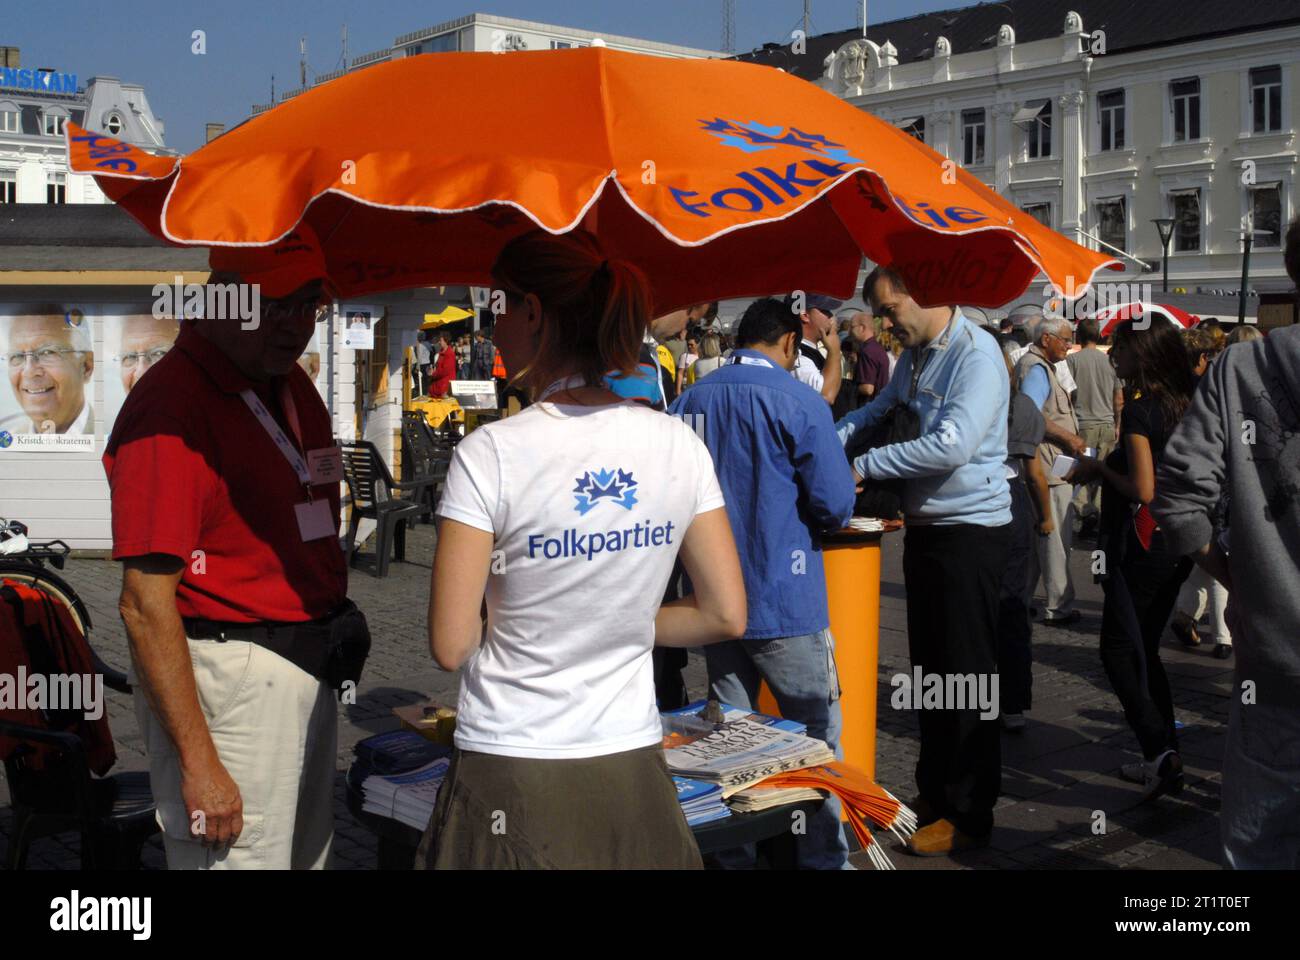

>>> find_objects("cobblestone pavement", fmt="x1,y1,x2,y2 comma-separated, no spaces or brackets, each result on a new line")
1,523,1230,870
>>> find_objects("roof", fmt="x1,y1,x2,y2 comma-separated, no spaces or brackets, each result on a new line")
0,204,210,271
736,0,1300,81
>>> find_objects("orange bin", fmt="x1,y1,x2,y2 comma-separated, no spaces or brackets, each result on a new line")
758,528,884,781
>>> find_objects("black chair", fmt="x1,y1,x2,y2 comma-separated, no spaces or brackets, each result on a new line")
341,441,433,577
1,650,159,870
401,411,455,522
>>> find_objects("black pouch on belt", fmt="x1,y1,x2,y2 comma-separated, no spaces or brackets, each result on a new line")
184,599,371,693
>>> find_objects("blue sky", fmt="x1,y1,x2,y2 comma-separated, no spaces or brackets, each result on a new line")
9,1,980,151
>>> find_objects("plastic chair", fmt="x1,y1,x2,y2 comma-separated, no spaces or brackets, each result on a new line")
341,441,433,577
401,411,454,521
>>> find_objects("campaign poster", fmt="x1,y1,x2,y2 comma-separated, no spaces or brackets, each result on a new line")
343,307,376,350
101,312,182,435
0,307,97,452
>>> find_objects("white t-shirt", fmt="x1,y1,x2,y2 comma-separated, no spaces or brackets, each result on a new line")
436,400,726,759
792,338,826,391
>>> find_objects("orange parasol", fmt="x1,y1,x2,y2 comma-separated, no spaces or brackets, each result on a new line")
67,47,1119,311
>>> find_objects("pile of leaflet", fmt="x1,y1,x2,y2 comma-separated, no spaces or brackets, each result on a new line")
661,701,834,798
353,730,452,831
673,777,731,827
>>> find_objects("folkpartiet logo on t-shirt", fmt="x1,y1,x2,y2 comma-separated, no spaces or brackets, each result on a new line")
526,466,674,562
573,468,638,515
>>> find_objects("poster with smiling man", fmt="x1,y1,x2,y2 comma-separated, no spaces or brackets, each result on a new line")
0,306,97,451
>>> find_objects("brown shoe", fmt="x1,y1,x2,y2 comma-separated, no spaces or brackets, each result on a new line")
906,818,990,857
1171,617,1202,647
908,795,940,828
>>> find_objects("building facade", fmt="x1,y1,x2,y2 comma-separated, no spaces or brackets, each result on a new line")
253,12,721,114
741,1,1299,299
0,46,173,207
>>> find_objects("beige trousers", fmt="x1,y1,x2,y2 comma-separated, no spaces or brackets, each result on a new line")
135,638,337,870
1029,482,1077,619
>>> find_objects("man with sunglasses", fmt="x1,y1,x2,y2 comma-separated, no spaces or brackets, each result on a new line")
2,309,95,435
105,223,354,869
1015,314,1087,626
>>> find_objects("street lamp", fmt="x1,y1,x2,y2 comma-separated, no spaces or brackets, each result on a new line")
1234,211,1265,325
1152,218,1175,294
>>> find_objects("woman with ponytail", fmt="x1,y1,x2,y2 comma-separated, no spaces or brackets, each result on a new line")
419,229,746,869
1069,318,1196,802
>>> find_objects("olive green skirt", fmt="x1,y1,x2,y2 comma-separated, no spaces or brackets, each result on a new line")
416,743,703,870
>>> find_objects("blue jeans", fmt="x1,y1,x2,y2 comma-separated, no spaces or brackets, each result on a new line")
704,628,852,870
1222,694,1300,869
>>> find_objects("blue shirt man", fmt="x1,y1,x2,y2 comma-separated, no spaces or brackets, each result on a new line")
670,297,856,869
838,265,1012,858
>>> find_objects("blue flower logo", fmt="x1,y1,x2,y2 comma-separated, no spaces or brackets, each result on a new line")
573,468,638,515
700,118,861,164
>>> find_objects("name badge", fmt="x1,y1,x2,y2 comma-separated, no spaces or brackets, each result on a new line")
307,446,344,486
295,499,336,543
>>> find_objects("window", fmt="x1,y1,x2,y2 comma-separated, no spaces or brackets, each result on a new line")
0,170,15,204
961,109,986,165
1171,189,1202,251
1094,197,1127,253
898,116,925,142
1098,89,1125,151
550,40,574,49
104,113,123,136
1014,100,1052,159
1250,66,1283,134
1022,203,1051,228
1250,183,1282,248
0,109,17,134
1171,78,1201,142
46,171,66,204
42,111,67,137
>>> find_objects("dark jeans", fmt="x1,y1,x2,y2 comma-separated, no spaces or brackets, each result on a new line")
1099,528,1193,760
904,521,1011,838
998,478,1035,715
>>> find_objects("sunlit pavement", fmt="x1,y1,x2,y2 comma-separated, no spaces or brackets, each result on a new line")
1,523,1228,870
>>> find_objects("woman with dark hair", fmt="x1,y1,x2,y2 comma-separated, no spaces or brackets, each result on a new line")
418,229,747,869
1069,319,1196,801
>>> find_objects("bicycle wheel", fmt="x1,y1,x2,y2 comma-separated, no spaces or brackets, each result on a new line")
0,562,93,638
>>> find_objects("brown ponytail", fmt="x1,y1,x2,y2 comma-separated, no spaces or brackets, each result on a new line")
490,229,648,398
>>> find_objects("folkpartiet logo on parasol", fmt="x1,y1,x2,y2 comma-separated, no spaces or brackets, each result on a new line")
700,118,862,165
573,468,638,515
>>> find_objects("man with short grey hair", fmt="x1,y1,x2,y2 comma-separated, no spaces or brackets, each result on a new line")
1016,315,1086,625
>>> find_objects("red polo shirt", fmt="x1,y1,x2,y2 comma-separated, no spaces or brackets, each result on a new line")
103,325,347,623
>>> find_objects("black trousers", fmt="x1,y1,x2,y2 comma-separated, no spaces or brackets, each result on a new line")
1099,528,1192,760
904,521,1011,838
997,479,1035,715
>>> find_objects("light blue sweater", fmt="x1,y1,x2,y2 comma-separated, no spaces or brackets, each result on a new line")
836,309,1011,528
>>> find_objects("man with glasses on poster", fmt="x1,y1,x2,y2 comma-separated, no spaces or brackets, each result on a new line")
116,315,180,394
2,307,95,435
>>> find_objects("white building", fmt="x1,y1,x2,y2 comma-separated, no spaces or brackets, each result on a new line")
253,12,721,114
0,46,173,207
740,1,1299,303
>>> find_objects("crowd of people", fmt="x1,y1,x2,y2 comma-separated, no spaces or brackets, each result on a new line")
99,211,1299,872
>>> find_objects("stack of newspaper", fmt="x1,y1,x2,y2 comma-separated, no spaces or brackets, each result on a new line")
662,710,835,798
360,757,451,831
673,777,731,827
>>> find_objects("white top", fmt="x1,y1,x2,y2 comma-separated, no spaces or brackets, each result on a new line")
792,338,825,391
436,399,726,759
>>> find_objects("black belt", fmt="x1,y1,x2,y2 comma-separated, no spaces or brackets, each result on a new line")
182,615,332,644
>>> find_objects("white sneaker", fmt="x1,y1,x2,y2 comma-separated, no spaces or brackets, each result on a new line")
1120,751,1184,800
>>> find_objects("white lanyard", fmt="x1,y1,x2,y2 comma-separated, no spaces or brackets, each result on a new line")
538,375,586,402
728,353,774,368
239,387,312,492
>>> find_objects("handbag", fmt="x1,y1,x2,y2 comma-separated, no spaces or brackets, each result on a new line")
844,348,925,520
